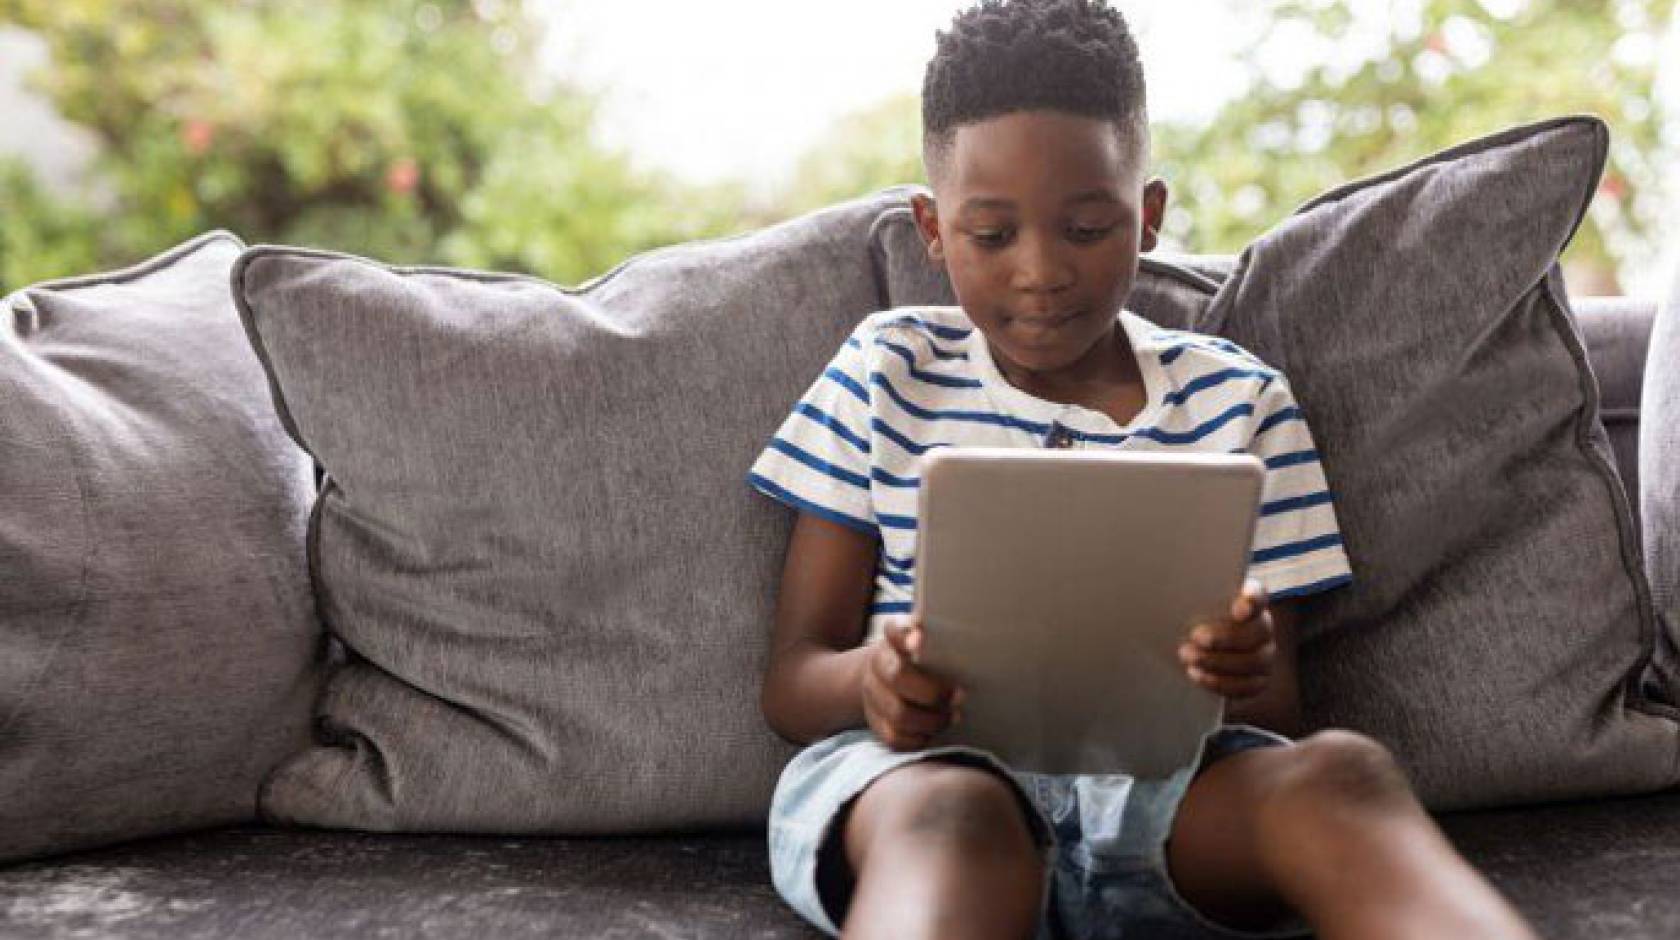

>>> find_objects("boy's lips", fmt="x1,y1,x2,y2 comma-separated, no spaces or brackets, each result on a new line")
1006,309,1083,332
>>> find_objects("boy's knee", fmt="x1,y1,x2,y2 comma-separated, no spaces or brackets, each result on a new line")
850,761,1040,862
1257,730,1416,824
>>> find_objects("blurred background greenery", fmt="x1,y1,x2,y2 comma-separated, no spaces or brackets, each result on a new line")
1,0,1675,295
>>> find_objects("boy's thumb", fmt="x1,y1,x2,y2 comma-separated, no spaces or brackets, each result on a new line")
884,618,917,658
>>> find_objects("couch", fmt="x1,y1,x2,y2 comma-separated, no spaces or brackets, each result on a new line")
4,118,1680,938
0,293,1677,940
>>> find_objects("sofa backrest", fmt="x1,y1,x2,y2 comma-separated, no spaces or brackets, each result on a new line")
880,208,1655,541
1575,295,1656,536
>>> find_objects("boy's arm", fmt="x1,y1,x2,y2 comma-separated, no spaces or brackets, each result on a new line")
764,511,1312,744
759,512,879,745
1221,597,1303,737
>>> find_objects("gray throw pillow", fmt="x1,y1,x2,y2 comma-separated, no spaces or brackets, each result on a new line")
0,232,321,861
1195,117,1679,808
239,191,916,832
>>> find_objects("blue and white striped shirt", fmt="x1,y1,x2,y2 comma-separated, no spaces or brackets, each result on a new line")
749,306,1354,641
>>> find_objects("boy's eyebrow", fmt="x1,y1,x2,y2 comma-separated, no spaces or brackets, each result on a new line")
957,190,1122,214
1066,189,1122,205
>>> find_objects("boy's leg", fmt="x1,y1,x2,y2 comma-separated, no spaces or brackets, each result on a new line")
1164,729,1539,940
837,759,1047,940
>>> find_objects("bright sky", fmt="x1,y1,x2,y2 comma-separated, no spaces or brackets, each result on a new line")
534,0,1260,190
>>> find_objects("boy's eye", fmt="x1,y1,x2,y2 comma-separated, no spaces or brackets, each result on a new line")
968,227,1012,248
1068,224,1117,243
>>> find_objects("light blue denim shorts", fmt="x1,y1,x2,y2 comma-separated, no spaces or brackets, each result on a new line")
768,724,1310,939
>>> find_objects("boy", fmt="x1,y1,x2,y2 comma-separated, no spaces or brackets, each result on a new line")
747,2,1540,937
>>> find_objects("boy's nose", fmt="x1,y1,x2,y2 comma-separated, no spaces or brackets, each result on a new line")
1009,233,1075,295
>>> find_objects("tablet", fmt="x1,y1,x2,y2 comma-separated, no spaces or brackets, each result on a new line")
912,448,1264,778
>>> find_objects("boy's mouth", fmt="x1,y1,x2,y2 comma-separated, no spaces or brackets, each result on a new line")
1006,310,1082,336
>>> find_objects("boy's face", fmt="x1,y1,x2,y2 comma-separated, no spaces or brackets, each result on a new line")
912,111,1168,377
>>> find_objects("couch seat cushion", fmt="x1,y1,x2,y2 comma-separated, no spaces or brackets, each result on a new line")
4,792,1680,940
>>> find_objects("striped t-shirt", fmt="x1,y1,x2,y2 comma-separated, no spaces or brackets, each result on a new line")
749,306,1354,641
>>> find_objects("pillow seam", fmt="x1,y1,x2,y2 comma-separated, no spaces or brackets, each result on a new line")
1547,269,1680,724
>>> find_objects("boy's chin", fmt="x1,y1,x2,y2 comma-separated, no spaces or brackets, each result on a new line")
996,338,1103,376
996,322,1117,371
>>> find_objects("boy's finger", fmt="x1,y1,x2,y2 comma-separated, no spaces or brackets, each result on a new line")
1188,667,1269,700
1229,595,1250,622
1191,614,1272,652
883,618,913,656
885,617,928,661
872,643,959,710
863,678,956,740
1229,579,1269,621
1180,643,1274,678
877,727,932,752
885,697,954,737
904,626,924,658
894,663,961,711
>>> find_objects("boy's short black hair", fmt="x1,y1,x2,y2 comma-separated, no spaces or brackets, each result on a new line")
922,0,1148,181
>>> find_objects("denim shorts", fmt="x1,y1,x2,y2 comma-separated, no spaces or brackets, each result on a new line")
767,724,1311,939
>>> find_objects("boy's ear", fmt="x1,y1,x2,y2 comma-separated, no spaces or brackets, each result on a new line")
1141,177,1169,253
910,192,945,264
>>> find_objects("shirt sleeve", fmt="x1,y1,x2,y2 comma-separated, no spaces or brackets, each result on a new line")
747,322,878,536
1243,374,1354,600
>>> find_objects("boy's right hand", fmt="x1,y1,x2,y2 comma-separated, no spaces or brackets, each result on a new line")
862,617,965,751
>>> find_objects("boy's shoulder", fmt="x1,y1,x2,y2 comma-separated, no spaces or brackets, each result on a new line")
855,306,975,345
841,308,1292,394
844,307,979,372
1137,318,1283,384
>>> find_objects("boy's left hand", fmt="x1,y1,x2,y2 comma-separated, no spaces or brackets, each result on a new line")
1178,578,1273,701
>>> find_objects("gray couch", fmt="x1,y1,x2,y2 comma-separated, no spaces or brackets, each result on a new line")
5,119,1680,939
2,766,1679,938
0,293,1675,939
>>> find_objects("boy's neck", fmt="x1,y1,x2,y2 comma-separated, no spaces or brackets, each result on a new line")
990,319,1144,409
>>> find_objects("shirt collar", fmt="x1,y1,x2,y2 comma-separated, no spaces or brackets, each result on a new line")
963,309,1166,436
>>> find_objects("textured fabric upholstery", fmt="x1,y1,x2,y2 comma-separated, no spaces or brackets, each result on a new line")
1193,117,1678,808
236,192,925,832
874,120,1680,809
0,233,320,861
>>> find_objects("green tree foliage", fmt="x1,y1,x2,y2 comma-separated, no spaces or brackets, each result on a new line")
0,159,102,290
769,2,1672,294
778,93,924,215
5,3,1670,294
0,0,745,291
1152,0,1676,293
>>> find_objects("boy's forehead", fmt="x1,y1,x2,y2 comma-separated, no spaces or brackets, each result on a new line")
933,111,1146,202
